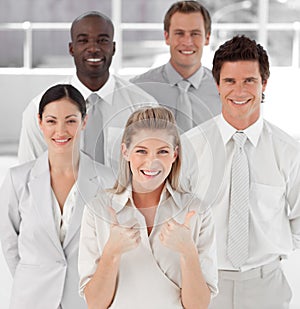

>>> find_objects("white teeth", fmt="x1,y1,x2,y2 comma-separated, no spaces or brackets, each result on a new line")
233,100,248,105
142,170,160,176
181,51,194,54
55,139,68,143
87,58,102,62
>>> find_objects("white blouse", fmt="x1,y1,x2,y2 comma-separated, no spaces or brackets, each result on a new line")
51,182,77,243
78,182,218,309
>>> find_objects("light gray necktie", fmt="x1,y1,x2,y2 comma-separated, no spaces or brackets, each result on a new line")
84,93,104,164
227,132,249,268
176,80,193,132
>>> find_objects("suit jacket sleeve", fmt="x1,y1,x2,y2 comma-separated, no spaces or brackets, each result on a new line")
0,170,21,276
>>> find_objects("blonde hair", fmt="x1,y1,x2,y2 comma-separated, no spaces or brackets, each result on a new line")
112,106,182,194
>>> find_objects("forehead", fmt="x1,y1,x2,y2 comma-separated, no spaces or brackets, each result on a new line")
72,16,113,37
220,60,261,78
130,129,175,147
169,11,205,29
43,98,80,114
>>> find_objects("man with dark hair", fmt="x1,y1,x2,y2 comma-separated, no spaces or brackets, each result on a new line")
182,35,300,308
131,1,221,133
18,11,156,170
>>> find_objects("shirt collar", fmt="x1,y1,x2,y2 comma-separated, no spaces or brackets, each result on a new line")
165,61,204,89
111,181,182,213
216,114,263,147
71,74,115,105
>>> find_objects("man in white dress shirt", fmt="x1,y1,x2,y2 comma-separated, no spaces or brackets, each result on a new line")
182,35,300,309
18,11,156,171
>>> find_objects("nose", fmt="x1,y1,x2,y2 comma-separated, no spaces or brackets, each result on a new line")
87,40,100,52
181,32,193,45
145,153,160,165
56,122,66,135
233,82,246,95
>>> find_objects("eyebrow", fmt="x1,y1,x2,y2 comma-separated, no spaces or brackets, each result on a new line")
44,114,79,119
133,145,171,150
76,33,111,38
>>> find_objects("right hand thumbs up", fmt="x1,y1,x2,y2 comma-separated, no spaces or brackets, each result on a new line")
106,207,141,256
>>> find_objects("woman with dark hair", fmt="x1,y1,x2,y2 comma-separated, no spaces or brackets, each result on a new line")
0,84,114,309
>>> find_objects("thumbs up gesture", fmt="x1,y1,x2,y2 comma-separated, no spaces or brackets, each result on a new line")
105,207,141,256
159,211,195,254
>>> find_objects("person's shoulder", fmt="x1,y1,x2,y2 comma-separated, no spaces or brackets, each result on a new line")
183,117,219,141
264,120,300,152
130,65,165,84
85,189,113,218
113,74,158,104
175,190,210,215
7,158,37,188
80,152,115,184
23,76,73,113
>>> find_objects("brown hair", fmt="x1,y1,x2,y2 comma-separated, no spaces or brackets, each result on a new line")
212,35,270,85
164,1,211,35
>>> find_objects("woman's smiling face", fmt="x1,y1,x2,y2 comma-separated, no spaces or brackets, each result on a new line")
122,129,178,194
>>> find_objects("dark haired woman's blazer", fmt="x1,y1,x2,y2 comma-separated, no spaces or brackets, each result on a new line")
0,151,115,309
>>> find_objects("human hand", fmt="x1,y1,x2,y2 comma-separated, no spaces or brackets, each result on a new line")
159,211,195,254
105,207,141,257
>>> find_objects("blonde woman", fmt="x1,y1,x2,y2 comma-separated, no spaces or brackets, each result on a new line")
78,106,218,309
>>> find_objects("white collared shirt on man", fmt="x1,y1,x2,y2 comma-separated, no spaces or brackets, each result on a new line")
182,114,300,271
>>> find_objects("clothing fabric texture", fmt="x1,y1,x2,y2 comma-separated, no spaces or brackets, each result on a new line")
181,114,300,308
209,260,292,309
78,182,218,309
51,182,77,244
227,132,250,268
18,74,157,171
130,61,221,133
0,151,115,309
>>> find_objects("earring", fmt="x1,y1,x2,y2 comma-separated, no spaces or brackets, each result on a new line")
261,93,265,103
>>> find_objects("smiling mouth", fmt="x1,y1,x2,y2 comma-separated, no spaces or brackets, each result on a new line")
180,50,195,55
231,99,250,105
86,57,104,63
141,170,161,177
53,138,71,144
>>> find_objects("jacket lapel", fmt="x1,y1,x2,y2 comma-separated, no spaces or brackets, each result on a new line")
28,152,63,254
62,152,100,248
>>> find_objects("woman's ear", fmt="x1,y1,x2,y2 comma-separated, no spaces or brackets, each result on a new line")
121,143,130,161
81,114,88,130
172,145,179,163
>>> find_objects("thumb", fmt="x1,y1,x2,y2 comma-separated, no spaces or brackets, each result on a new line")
108,207,119,225
184,211,195,227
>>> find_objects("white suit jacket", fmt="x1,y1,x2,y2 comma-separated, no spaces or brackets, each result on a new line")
0,151,115,309
18,74,157,171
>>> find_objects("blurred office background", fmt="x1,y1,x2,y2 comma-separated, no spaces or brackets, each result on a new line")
0,0,300,308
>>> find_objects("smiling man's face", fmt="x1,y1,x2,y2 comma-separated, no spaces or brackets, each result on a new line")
164,11,210,79
218,60,267,130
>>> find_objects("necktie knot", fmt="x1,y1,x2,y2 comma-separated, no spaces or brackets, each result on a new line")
232,132,247,149
177,80,191,93
87,93,101,107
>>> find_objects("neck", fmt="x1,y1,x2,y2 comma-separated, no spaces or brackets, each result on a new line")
170,60,201,79
48,150,80,175
132,182,165,209
77,72,109,92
